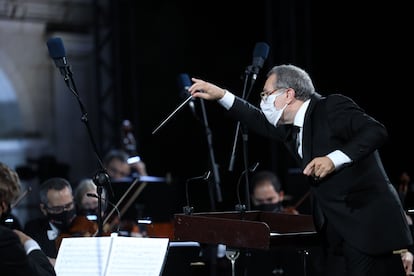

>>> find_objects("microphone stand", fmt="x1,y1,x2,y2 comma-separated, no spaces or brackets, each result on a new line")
199,99,222,207
60,66,111,237
229,66,257,211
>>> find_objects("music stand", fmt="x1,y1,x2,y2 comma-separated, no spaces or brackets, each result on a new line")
108,176,175,223
162,241,201,276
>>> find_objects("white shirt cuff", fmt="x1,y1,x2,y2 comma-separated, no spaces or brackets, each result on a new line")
218,90,235,110
24,239,41,255
327,150,352,169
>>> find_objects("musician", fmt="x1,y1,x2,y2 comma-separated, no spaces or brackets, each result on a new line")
72,178,121,236
103,149,155,237
74,178,107,222
0,162,56,275
398,171,414,210
24,177,75,266
250,170,286,212
103,149,148,181
248,170,319,275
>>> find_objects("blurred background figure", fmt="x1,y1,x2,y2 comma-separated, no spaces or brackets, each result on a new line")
398,171,414,210
103,149,148,181
102,119,148,230
0,162,56,275
102,148,148,235
103,120,174,239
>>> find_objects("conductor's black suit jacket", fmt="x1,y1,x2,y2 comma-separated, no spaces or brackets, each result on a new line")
229,93,413,255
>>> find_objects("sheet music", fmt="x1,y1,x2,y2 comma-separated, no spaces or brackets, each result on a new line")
55,237,112,276
105,237,169,276
55,235,169,276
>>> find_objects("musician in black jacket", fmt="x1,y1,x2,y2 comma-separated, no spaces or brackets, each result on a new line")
24,177,76,265
0,162,56,275
189,64,413,276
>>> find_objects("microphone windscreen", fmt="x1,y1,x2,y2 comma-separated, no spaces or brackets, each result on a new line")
177,73,192,90
253,42,270,59
47,37,66,59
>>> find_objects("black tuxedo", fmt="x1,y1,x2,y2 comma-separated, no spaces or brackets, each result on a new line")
24,217,59,259
0,225,56,276
229,93,412,255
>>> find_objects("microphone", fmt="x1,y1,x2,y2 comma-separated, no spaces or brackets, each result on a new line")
177,73,196,117
235,162,260,212
184,171,211,215
46,37,71,77
250,42,270,76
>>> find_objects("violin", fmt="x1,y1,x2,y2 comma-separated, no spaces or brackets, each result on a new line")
282,191,310,215
55,216,95,250
65,216,99,237
55,213,118,250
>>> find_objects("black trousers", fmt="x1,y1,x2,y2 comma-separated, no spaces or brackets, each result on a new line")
319,222,406,276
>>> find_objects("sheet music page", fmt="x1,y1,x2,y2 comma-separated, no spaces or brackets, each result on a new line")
54,236,169,276
105,236,169,276
55,236,112,276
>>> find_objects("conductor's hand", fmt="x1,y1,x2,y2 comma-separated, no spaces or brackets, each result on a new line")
303,156,335,180
189,78,227,100
401,251,413,276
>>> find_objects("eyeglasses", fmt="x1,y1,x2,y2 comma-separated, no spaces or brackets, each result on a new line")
46,202,74,214
260,88,287,103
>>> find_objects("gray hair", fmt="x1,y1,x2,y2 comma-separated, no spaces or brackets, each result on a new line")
74,178,107,210
39,177,72,205
267,64,315,101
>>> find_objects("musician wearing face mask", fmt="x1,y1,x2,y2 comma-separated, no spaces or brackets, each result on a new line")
251,170,285,213
74,178,107,222
72,178,116,236
249,169,315,275
24,177,76,266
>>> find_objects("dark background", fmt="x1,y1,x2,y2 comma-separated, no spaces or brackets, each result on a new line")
98,0,413,218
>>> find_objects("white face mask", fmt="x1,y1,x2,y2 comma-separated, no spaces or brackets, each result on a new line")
260,92,287,126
